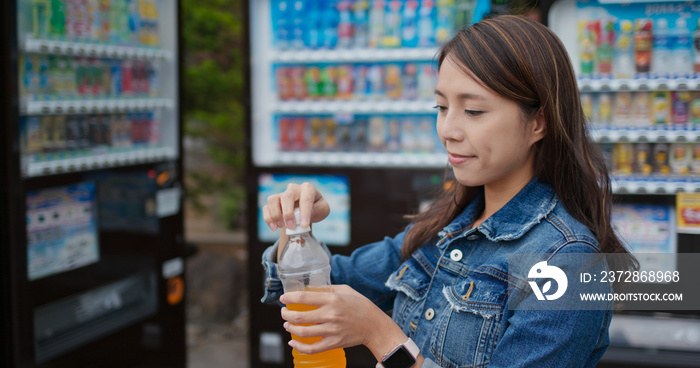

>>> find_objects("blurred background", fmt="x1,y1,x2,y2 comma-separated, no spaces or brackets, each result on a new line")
2,0,700,367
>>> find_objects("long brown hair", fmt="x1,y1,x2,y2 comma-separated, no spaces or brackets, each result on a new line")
402,16,635,267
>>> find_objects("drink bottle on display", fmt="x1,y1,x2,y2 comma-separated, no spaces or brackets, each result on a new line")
614,19,634,79
672,18,692,77
693,19,700,73
278,208,346,368
634,19,653,74
651,18,670,77
368,0,384,48
352,0,369,48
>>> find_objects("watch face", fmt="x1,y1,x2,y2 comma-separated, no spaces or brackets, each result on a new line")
383,345,416,368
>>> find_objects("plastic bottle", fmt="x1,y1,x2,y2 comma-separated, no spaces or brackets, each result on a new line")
279,208,346,368
693,19,700,73
383,0,402,47
597,19,614,76
435,0,455,44
322,0,339,49
368,0,384,48
455,0,475,29
578,20,596,77
672,18,692,77
274,1,290,49
401,0,418,48
50,0,66,39
417,0,435,47
306,1,323,49
651,18,671,78
634,19,653,74
336,0,354,49
352,0,369,48
614,19,634,79
32,0,51,38
290,0,306,49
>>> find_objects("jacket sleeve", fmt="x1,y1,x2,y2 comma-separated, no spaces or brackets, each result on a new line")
488,241,613,368
261,229,408,312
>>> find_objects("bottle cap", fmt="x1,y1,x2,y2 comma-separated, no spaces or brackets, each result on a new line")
285,208,311,235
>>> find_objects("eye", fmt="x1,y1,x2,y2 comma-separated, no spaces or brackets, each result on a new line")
433,105,447,113
465,109,484,117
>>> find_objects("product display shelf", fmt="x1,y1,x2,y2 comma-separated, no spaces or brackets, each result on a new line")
276,151,447,168
21,98,174,115
271,47,439,63
578,76,700,92
21,37,174,61
275,99,435,114
611,176,700,195
590,127,700,143
22,146,177,177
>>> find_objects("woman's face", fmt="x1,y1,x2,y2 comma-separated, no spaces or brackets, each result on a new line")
435,57,545,190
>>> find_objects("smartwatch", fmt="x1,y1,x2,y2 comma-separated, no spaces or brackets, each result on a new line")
376,338,420,368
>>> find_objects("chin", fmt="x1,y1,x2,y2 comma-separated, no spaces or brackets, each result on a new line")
453,171,486,188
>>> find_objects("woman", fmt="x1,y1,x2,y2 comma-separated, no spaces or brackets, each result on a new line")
261,15,635,367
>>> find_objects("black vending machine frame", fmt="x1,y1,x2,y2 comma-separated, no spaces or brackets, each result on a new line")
0,1,187,367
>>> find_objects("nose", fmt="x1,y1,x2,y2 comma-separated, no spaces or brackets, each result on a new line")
437,110,465,142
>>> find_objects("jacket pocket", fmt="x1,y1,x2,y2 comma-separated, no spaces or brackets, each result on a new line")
431,269,507,368
385,256,432,327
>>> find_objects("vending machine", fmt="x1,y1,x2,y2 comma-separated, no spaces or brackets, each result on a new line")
246,0,491,367
549,0,700,366
0,0,186,366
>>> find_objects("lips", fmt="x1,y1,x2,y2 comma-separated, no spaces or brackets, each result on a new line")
448,152,476,165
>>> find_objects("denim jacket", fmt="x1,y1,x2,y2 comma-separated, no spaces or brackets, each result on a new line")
262,177,612,368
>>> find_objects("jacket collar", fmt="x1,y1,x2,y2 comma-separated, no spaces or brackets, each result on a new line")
439,177,558,243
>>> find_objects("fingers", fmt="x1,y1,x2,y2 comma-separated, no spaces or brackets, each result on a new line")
263,182,329,232
284,323,342,355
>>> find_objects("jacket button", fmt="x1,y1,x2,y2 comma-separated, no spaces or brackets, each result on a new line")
425,308,435,321
467,234,479,241
450,249,463,262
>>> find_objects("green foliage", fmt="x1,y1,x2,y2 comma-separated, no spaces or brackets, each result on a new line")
182,0,247,229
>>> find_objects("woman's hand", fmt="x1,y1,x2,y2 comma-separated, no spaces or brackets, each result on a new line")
279,285,409,361
262,182,330,232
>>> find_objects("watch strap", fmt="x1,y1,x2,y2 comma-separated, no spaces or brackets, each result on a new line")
375,338,420,368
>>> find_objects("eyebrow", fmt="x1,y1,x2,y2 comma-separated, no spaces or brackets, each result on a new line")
434,89,486,101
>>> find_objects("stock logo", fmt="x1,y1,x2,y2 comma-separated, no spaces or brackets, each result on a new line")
528,261,568,301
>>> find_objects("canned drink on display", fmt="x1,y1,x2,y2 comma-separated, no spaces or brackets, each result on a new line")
292,117,306,151
352,117,369,151
671,91,691,126
670,143,691,175
613,143,634,175
324,117,338,150
386,117,400,151
367,64,384,99
692,144,700,174
336,65,354,99
308,117,324,151
581,93,594,122
653,143,671,175
53,115,66,152
384,64,402,99
652,91,670,126
400,118,417,152
691,92,700,126
613,91,633,126
596,93,613,125
304,66,322,99
634,143,653,175
279,117,292,151
320,66,338,99
335,113,354,151
417,117,435,153
418,63,434,100
402,63,418,100
632,92,651,126
368,116,386,151
353,65,369,100
276,66,292,100
290,66,306,100
39,116,53,152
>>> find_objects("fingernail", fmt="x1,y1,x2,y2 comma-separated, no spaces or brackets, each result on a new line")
269,222,278,232
283,322,289,330
276,220,285,229
279,294,286,303
286,219,295,229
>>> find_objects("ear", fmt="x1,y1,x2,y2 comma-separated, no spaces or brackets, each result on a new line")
528,109,546,145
